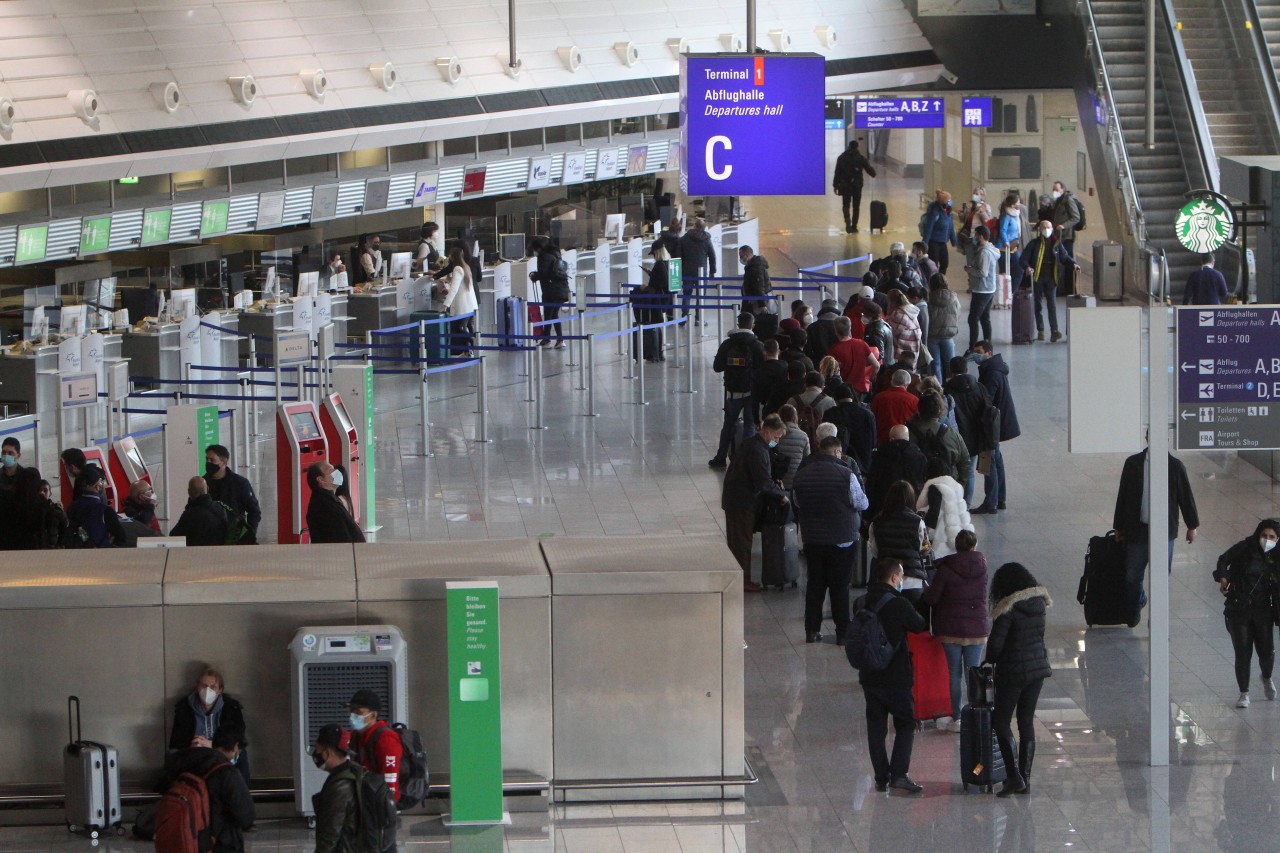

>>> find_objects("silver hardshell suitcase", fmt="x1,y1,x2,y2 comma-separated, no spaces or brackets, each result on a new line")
63,696,122,838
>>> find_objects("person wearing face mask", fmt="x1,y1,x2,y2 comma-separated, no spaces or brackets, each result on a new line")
122,479,162,534
34,480,69,549
957,187,993,253
992,193,1026,293
311,723,387,853
170,667,250,786
1213,521,1280,708
306,461,366,544
1049,180,1082,260
346,690,403,803
319,250,347,291
356,233,385,286
0,435,42,549
919,190,957,275
721,414,790,592
204,445,261,545
160,730,254,852
172,476,230,546
1020,219,1075,342
67,467,125,548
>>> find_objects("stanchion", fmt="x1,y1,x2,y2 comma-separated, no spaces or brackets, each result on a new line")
274,364,283,407
636,328,648,406
616,306,627,358
566,311,579,367
685,312,697,394
532,342,547,430
525,342,535,402
295,365,305,404
585,334,598,417
418,366,433,457
239,378,252,467
716,281,724,340
624,322,636,380
475,358,491,442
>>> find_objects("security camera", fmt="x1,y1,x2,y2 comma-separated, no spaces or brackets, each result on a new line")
0,97,14,132
614,41,639,67
436,57,462,85
721,33,745,52
68,89,99,122
769,29,792,51
369,62,397,91
815,25,838,48
301,69,328,100
557,46,583,72
939,70,959,85
149,81,182,113
229,75,257,105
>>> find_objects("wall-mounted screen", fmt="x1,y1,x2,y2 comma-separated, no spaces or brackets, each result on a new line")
257,191,286,229
79,216,112,255
15,225,49,264
200,200,230,237
140,208,172,247
311,185,339,221
463,166,487,196
363,179,390,212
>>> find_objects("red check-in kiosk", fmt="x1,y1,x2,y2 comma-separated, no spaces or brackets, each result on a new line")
60,446,120,510
109,435,152,495
319,393,361,526
276,401,328,544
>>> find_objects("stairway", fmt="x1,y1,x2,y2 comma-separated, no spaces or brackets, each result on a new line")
1090,0,1200,285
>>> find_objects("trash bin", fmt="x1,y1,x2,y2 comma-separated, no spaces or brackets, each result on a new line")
1094,241,1124,301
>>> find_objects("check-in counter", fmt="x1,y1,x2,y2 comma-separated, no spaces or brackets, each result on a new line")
353,540,552,789
0,343,60,416
347,287,399,340
237,302,294,366
0,550,169,788
541,535,745,801
122,324,182,388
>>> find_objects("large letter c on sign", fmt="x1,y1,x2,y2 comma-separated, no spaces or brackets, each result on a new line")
706,136,732,181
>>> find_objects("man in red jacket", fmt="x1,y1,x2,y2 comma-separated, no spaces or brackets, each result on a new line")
347,689,403,802
870,370,920,445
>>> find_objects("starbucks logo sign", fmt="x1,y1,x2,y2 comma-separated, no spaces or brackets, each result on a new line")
1175,196,1235,253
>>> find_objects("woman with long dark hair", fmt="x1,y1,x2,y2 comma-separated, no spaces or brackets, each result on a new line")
984,562,1052,796
1213,519,1280,708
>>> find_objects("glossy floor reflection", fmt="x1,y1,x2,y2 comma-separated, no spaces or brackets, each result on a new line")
13,149,1280,852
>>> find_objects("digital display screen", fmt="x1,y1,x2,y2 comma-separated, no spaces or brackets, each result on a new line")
330,398,354,434
15,225,49,264
310,185,339,221
200,200,230,237
961,97,993,128
462,166,487,196
363,179,390,212
125,443,147,475
290,411,320,440
141,208,172,246
80,216,112,255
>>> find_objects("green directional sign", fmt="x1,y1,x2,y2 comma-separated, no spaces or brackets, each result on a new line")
80,216,112,255
200,200,230,237
15,225,48,264
141,209,172,246
195,405,219,473
363,364,376,528
667,257,683,293
446,581,503,824
1176,195,1235,253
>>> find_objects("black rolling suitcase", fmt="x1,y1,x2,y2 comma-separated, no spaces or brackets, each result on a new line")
760,522,800,589
869,201,888,233
1077,530,1139,627
960,665,1005,793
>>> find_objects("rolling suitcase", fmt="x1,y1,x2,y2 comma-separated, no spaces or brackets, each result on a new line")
528,303,547,341
869,200,889,233
994,248,1013,309
64,696,122,839
908,632,952,722
500,296,525,351
1011,287,1034,344
959,704,1006,792
760,522,800,590
1077,530,1139,627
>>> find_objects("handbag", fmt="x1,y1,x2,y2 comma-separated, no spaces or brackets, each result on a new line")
967,663,996,707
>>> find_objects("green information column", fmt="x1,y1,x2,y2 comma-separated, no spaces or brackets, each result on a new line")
363,363,376,528
445,581,505,825
195,405,220,472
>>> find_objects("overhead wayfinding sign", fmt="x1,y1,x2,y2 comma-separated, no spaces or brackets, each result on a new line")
680,53,825,196
854,97,945,129
1175,306,1280,450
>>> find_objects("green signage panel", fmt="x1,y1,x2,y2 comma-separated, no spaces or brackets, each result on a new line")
363,364,376,528
141,209,172,246
200,200,230,237
195,405,219,474
667,257,683,293
446,581,503,824
1176,195,1235,253
15,225,48,264
80,216,112,255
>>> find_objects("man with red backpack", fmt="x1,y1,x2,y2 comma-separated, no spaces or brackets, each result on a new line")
347,690,404,803
154,731,254,853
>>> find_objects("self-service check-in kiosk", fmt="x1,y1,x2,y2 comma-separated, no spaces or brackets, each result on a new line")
276,401,328,544
61,446,120,510
319,393,361,526
108,434,151,495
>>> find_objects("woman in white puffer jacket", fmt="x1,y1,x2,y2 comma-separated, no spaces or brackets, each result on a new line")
917,457,973,560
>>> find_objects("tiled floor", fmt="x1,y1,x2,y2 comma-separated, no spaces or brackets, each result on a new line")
14,146,1280,851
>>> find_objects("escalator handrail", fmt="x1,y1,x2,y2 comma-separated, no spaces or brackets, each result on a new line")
1077,0,1148,244
1157,0,1220,191
1236,0,1280,150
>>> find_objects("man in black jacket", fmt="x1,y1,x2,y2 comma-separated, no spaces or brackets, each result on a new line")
311,724,366,853
970,341,1021,514
832,140,876,233
1113,446,1199,619
306,462,366,544
164,731,254,853
709,314,765,468
822,383,876,476
945,357,994,505
529,238,571,348
204,445,261,544
738,245,772,315
721,414,787,592
753,339,789,417
678,218,718,279
172,476,229,546
856,558,927,793
865,424,927,517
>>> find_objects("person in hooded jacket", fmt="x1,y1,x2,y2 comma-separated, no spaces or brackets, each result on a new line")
1214,520,1280,708
885,290,922,366
170,666,251,786
739,245,772,315
868,480,927,599
530,239,571,348
927,274,960,381
984,562,1052,796
679,217,717,280
916,457,973,561
922,529,989,730
945,357,995,505
823,383,877,475
971,341,1020,514
920,190,957,274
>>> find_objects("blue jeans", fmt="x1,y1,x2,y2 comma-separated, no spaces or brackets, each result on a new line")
977,445,1005,509
715,394,757,460
1124,537,1176,615
943,642,987,718
965,455,977,505
928,338,955,381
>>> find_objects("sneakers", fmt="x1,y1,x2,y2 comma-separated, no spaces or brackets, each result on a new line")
1051,330,1064,343
708,457,727,470
554,342,567,350
1035,330,1045,342
890,776,923,794
1237,692,1251,708
1266,679,1277,700
951,719,963,734
935,716,953,731
805,632,824,644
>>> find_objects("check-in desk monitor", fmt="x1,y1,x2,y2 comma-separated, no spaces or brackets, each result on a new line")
276,401,328,544
319,393,360,525
109,435,151,493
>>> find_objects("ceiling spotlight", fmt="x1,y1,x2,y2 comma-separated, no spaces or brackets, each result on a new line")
815,25,838,48
436,57,462,85
301,69,329,100
769,29,792,51
0,97,14,133
557,45,583,72
149,81,182,113
68,89,99,123
229,75,257,106
370,62,397,91
721,33,744,52
666,38,688,59
614,41,639,67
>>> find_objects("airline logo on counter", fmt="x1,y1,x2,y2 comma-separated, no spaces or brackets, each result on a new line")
680,53,825,195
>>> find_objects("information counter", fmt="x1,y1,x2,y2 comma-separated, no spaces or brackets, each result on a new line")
122,324,181,388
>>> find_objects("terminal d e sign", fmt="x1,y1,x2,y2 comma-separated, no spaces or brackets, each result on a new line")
680,54,825,196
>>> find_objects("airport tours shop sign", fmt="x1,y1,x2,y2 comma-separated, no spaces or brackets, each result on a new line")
680,53,825,196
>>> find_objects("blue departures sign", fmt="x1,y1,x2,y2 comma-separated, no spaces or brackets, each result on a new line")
961,97,993,127
854,97,945,129
681,54,826,196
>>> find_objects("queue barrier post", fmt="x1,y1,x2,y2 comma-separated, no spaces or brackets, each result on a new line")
616,306,627,358
476,357,491,443
685,311,697,394
418,365,433,458
586,334,599,417
533,340,547,430
636,328,648,407
239,377,252,467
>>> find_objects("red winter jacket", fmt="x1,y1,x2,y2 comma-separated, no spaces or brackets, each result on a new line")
351,720,403,802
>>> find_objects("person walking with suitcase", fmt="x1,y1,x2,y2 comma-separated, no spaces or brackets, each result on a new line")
1020,220,1075,342
832,140,877,233
1113,445,1199,620
1213,520,1280,708
984,562,1052,796
921,530,989,732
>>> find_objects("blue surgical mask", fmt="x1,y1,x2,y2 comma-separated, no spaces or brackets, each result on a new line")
767,439,779,448
230,751,240,766
349,713,368,732
331,469,344,488
0,454,14,468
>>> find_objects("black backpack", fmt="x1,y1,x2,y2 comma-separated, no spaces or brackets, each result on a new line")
917,423,957,480
720,336,757,393
351,764,397,853
380,724,429,811
845,595,897,672
1072,196,1086,232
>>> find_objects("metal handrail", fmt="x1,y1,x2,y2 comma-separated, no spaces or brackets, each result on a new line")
1077,0,1149,245
1238,0,1280,151
1157,0,1220,190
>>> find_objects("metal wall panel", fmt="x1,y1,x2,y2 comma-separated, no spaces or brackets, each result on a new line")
282,186,314,226
226,193,260,232
335,179,365,218
46,217,82,260
0,226,16,267
168,201,202,242
108,208,143,251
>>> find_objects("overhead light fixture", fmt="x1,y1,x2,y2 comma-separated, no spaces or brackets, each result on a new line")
721,33,744,52
229,75,257,106
369,62,397,91
666,38,688,59
815,25,837,48
149,81,182,113
0,97,14,133
769,29,792,51
301,69,329,101
557,46,583,72
436,57,462,85
68,89,99,123
614,41,640,67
